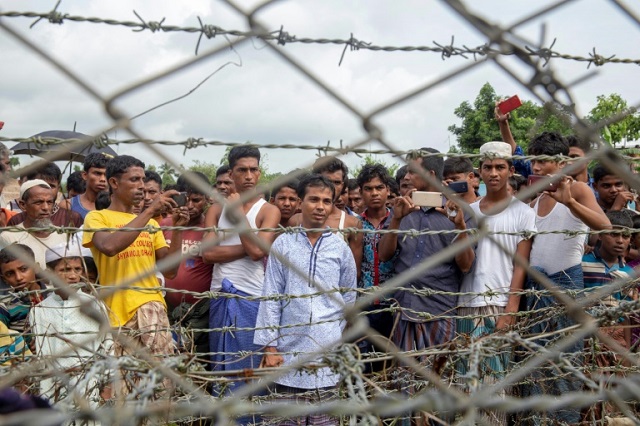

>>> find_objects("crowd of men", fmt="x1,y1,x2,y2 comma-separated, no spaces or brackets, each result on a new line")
0,106,638,425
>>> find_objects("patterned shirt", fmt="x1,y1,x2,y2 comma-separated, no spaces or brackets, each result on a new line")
582,251,636,305
359,208,394,290
254,229,357,389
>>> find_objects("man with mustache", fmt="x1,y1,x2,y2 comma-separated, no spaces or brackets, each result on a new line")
0,180,69,269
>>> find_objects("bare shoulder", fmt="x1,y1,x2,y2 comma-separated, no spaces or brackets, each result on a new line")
570,181,596,200
59,198,71,209
204,203,223,226
288,213,302,226
257,201,281,225
345,214,362,228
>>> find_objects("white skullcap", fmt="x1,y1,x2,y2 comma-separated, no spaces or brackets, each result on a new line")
20,179,51,199
45,236,92,265
479,141,512,159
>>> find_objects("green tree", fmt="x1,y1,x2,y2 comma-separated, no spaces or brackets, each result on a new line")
158,162,177,187
448,83,573,153
350,154,400,179
587,94,640,145
188,160,218,183
9,157,19,168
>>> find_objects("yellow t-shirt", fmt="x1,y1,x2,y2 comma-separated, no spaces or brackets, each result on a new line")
83,209,168,327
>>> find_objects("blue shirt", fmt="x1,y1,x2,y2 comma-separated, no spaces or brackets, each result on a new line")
393,208,476,321
254,229,357,389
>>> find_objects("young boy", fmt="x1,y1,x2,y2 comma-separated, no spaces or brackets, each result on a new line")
60,153,111,219
0,244,47,341
270,178,300,228
581,210,636,421
29,240,110,406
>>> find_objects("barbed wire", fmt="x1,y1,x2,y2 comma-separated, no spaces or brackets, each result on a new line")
1,6,638,68
3,0,640,424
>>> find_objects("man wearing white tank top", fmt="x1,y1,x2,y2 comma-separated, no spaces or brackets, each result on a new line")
521,132,609,425
202,146,280,406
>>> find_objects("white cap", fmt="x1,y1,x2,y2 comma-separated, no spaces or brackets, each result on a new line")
479,141,512,159
19,179,51,199
45,236,92,265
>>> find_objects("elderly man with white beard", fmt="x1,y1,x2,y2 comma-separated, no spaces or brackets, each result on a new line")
0,180,70,269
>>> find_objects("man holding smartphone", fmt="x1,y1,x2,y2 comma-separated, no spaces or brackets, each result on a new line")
379,147,476,358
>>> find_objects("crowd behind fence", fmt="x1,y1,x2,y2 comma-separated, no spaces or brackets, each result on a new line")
2,1,640,425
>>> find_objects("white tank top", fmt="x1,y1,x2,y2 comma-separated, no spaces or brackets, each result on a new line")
529,196,588,275
211,198,267,296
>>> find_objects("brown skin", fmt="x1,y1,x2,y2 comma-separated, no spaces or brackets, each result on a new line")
259,185,334,369
530,159,610,231
89,166,188,279
270,187,300,227
215,172,235,198
203,157,281,263
49,257,84,299
288,170,363,279
594,174,634,212
347,188,364,215
379,158,475,273
0,258,39,292
18,186,55,238
361,177,389,226
443,171,478,205
60,167,107,211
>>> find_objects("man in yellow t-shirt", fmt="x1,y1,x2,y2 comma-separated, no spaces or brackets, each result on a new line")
82,155,189,372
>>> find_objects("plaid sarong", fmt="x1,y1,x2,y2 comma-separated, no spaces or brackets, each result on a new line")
266,384,339,426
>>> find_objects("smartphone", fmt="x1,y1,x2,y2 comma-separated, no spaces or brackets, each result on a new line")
412,191,443,208
498,95,523,115
447,181,468,194
171,192,188,207
527,175,559,192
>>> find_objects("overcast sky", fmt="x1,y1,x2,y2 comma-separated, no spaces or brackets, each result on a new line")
1,0,639,175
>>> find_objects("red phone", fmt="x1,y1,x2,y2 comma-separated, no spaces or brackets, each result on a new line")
498,95,522,115
527,175,559,192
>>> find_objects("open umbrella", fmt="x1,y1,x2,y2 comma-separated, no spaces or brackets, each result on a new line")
11,130,117,162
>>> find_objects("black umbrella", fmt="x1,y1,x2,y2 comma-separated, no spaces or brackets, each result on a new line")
11,130,117,162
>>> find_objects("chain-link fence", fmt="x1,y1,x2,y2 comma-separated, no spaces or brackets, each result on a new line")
1,1,640,425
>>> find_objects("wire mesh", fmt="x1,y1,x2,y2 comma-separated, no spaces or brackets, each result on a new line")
1,1,640,425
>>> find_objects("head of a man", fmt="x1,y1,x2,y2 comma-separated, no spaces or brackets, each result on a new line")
312,156,348,203
176,171,211,222
82,153,110,195
599,211,633,262
45,240,91,296
106,155,145,208
18,180,54,228
357,164,391,212
229,146,261,194
565,135,592,177
270,177,300,223
395,165,414,197
444,156,477,197
143,170,163,212
26,161,62,201
297,174,335,230
593,165,626,210
478,142,514,195
346,179,364,214
66,170,86,199
0,244,38,292
215,165,235,198
528,132,569,176
405,147,443,192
